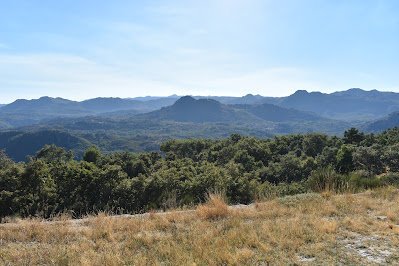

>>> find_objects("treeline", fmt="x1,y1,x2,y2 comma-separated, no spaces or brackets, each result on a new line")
1,127,399,218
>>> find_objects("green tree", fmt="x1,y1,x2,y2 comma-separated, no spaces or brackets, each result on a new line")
19,159,57,217
0,151,22,217
316,147,338,169
336,144,354,174
353,146,384,174
343,128,364,145
383,143,399,172
83,146,102,164
35,144,73,163
302,133,328,157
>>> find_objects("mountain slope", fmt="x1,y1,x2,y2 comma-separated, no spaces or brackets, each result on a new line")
125,95,180,102
279,89,399,122
4,88,399,130
15,96,351,135
0,95,354,161
1,96,176,115
0,97,85,114
232,103,326,122
2,118,274,161
0,130,92,161
140,96,266,123
332,88,399,102
0,97,178,129
361,111,399,133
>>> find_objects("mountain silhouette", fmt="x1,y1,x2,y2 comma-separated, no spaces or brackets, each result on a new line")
141,96,264,123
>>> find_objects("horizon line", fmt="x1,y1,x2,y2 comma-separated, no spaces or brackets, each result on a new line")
0,87,393,105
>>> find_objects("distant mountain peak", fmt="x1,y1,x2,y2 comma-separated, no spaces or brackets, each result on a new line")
341,88,366,95
331,88,383,97
38,96,56,103
176,95,195,101
242,94,263,100
293,90,308,95
143,96,240,123
173,96,196,106
173,96,220,107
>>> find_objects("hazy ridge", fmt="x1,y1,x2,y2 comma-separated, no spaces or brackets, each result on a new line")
1,88,399,161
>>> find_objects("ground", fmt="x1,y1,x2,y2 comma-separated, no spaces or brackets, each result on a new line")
1,188,399,265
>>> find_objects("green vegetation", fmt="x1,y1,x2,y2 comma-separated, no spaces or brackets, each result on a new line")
1,128,399,219
5,91,399,163
361,112,399,133
0,130,91,161
0,122,273,161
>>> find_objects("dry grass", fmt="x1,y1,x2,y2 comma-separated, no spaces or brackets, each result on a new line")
1,189,399,265
196,192,228,220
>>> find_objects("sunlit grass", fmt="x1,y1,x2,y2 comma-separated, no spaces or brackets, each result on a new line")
1,188,398,265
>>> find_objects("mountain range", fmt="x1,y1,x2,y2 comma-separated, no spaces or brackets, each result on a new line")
360,111,399,133
1,88,399,161
0,96,176,129
276,89,399,122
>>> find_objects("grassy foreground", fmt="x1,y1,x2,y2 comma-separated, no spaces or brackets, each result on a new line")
1,188,399,265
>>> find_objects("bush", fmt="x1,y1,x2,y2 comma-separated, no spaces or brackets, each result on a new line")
307,167,343,192
196,192,228,220
379,173,399,186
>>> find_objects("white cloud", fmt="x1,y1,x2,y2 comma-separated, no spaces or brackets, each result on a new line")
0,52,323,103
1,49,394,104
0,53,178,102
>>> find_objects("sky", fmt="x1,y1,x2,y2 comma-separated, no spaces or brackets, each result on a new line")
0,0,399,103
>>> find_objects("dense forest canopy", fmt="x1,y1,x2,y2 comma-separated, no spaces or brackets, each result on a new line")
1,127,399,218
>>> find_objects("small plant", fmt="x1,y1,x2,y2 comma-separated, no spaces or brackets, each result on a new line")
307,167,342,192
196,192,228,220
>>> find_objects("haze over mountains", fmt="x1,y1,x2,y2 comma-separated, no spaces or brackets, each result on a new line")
277,89,399,122
1,88,399,161
141,96,266,123
0,96,177,129
360,111,399,133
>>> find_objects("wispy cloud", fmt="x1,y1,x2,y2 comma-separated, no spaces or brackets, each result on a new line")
0,52,322,103
0,53,176,102
0,49,395,104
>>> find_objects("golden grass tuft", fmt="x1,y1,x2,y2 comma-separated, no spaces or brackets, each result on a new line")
196,193,228,220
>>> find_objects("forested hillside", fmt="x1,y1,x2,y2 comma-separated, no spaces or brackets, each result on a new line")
2,88,399,130
140,96,266,123
361,112,399,133
0,96,351,161
1,128,399,218
2,89,399,162
0,121,274,161
0,130,91,161
0,96,176,129
232,102,326,122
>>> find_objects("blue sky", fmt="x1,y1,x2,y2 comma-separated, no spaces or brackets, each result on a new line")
0,0,398,103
